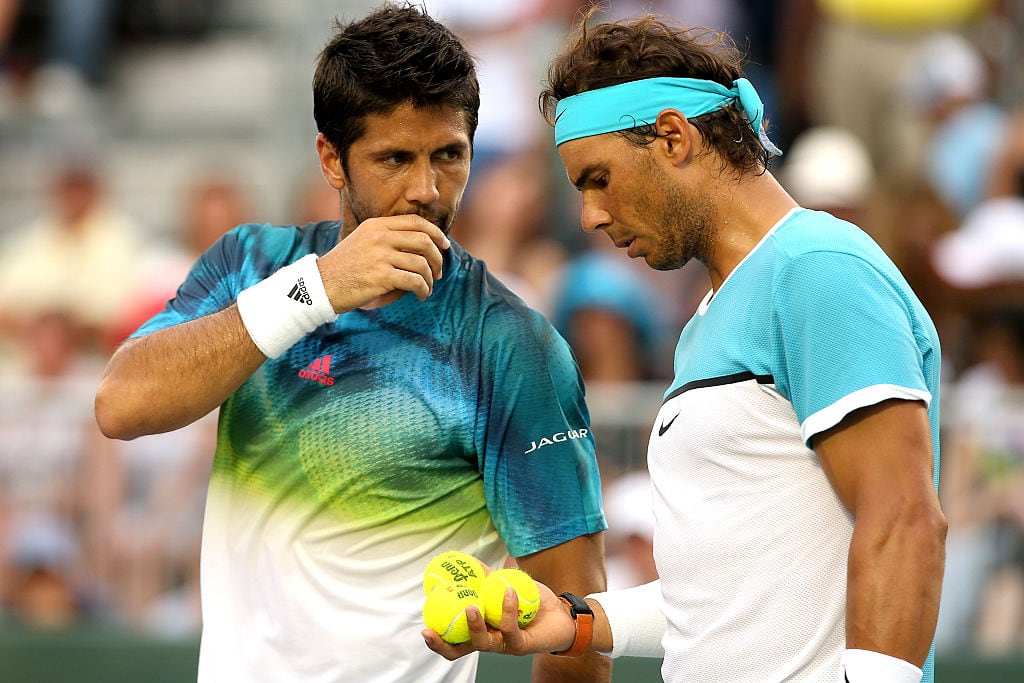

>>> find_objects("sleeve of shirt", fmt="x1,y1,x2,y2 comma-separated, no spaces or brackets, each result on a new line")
771,250,932,446
130,228,249,339
477,303,607,558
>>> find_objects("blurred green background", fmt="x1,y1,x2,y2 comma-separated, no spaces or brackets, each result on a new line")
0,624,1022,682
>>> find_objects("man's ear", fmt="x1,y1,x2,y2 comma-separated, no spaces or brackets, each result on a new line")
316,133,346,190
654,109,694,168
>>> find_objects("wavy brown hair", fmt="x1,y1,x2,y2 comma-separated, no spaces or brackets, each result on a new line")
540,9,770,174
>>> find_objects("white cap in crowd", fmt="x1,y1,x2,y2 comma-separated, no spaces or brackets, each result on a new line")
603,470,656,543
932,197,1024,288
779,126,875,211
908,31,988,111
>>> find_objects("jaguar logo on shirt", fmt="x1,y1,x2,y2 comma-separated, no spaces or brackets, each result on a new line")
523,428,589,454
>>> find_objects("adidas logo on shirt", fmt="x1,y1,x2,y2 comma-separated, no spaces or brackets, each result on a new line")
298,354,335,386
288,277,314,305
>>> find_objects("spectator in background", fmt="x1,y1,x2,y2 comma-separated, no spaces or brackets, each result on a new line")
95,169,250,632
0,308,109,627
909,31,1007,220
778,125,875,226
0,152,143,350
83,410,214,637
106,169,254,349
0,0,15,50
932,196,1024,295
0,0,117,121
987,108,1024,201
291,170,342,225
966,309,1024,655
776,0,995,181
178,173,254,255
2,512,87,630
551,239,672,382
450,148,568,317
601,469,657,591
931,167,1024,653
932,110,1024,315
938,307,1024,655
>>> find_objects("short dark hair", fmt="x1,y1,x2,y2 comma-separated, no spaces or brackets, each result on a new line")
313,2,479,168
540,11,770,174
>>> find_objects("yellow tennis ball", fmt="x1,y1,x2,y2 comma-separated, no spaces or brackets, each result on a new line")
479,567,540,629
422,582,483,644
422,550,485,595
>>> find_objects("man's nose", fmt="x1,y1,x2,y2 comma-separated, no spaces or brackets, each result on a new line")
406,160,441,205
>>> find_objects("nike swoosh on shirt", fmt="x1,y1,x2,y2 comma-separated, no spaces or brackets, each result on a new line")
658,413,679,436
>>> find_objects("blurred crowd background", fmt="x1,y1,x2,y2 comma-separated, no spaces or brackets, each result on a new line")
1,0,1024,669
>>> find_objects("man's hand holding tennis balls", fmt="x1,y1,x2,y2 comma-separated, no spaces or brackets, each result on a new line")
422,558,611,660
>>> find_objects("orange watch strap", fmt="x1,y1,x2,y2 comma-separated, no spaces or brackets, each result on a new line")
554,595,594,657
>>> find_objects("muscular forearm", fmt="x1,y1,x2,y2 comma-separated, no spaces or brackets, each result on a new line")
845,507,946,667
95,304,266,439
813,400,947,672
519,535,612,682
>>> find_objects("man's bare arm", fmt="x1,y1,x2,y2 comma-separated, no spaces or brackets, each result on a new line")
813,399,947,667
517,532,612,683
96,214,451,441
95,304,265,440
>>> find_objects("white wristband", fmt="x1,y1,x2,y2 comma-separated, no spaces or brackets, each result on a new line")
236,254,339,359
587,581,666,659
841,649,922,683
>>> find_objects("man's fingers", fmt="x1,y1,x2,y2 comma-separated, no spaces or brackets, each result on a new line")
387,252,436,295
496,588,527,652
378,213,451,252
465,606,496,652
320,214,450,312
421,628,475,661
423,598,532,662
365,228,445,282
353,251,435,304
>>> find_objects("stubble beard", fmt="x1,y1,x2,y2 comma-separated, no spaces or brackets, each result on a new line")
644,182,716,272
350,193,454,233
346,185,455,236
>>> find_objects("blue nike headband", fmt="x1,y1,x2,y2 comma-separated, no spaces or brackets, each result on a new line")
553,76,781,156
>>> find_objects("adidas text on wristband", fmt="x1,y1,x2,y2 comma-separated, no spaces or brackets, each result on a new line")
552,592,594,657
236,253,339,359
